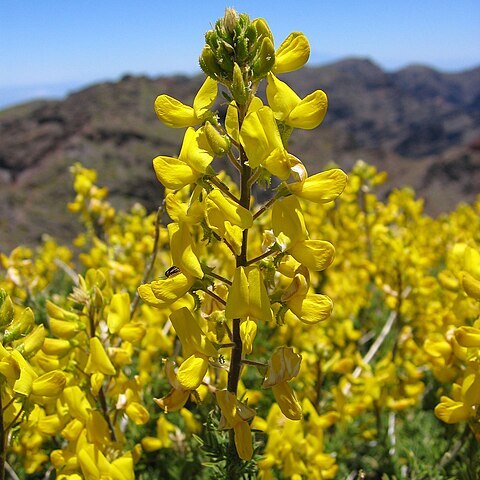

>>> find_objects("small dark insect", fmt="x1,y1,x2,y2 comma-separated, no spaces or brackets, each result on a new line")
218,354,226,364
165,266,181,278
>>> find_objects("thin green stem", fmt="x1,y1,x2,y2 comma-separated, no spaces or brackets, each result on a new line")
208,271,232,286
246,248,277,266
253,195,279,220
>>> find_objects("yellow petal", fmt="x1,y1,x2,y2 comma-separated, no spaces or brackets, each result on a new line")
137,283,166,308
150,273,194,304
84,337,116,376
271,382,302,420
225,267,273,321
462,272,480,301
154,95,198,128
273,32,310,74
239,106,284,170
193,77,217,118
289,240,335,271
169,307,217,358
287,293,333,324
176,353,209,390
263,346,302,387
181,127,214,174
272,196,308,246
155,389,190,413
266,73,300,122
240,319,257,355
233,421,253,460
107,292,131,334
454,326,480,348
288,90,328,129
206,189,253,229
289,168,348,203
168,222,203,278
434,396,471,423
153,155,198,190
32,370,66,397
125,402,150,425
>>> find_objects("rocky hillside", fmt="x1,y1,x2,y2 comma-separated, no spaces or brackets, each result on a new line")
0,58,479,251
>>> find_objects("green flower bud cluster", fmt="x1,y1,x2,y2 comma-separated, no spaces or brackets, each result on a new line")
199,8,275,103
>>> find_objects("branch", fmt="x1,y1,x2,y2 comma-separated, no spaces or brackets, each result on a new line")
209,176,240,204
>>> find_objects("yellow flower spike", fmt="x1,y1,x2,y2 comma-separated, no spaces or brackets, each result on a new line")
148,272,195,305
84,337,116,376
272,195,308,247
434,395,471,423
266,73,328,129
125,402,150,425
272,32,310,74
154,77,217,128
205,189,253,230
168,222,204,279
263,347,302,388
107,292,131,334
289,239,335,271
239,106,290,179
170,307,217,358
225,266,273,321
288,168,348,203
240,319,257,355
454,326,480,348
271,382,303,420
32,370,66,397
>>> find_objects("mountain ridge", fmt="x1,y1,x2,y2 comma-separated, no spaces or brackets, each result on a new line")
0,58,479,251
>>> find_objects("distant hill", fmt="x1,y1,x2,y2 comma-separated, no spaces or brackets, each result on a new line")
1,58,479,251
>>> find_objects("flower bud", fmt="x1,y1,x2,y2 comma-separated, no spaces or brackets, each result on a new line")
204,121,231,155
199,45,224,80
232,63,249,105
252,37,275,79
4,307,34,343
0,293,14,328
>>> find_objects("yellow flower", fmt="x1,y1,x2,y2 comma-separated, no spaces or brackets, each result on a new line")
107,292,131,334
84,337,116,376
31,370,67,397
154,77,217,128
216,390,255,460
266,73,327,129
272,32,310,74
262,347,302,420
153,126,214,190
168,222,204,279
225,266,273,321
239,106,291,180
138,271,194,308
288,168,348,203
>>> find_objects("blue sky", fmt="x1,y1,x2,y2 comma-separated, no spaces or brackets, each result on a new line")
1,0,479,108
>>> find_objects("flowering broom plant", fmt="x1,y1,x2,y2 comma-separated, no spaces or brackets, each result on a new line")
138,7,347,475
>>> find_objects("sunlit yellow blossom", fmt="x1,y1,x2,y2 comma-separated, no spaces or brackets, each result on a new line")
266,73,327,129
154,77,217,128
272,32,310,74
